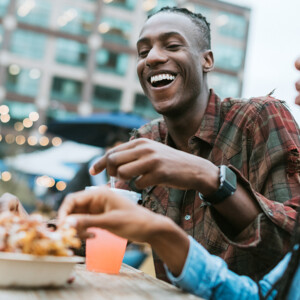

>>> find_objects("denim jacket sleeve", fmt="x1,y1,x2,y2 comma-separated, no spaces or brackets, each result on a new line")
164,236,297,300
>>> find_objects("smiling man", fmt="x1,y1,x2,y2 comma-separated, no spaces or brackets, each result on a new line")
90,7,300,282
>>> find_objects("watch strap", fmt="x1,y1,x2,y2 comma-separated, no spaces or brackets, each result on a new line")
199,165,237,205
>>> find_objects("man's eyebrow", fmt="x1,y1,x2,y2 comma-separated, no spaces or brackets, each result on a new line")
137,31,184,46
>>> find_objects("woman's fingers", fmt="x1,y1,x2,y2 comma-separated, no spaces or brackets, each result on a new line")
0,193,27,216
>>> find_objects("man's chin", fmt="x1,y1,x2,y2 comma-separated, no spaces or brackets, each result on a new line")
152,101,182,117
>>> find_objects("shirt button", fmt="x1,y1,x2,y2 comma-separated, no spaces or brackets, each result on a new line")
185,215,191,221
268,210,274,217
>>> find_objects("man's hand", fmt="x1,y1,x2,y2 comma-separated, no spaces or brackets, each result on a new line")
295,57,300,105
58,186,189,276
89,138,219,195
0,193,27,216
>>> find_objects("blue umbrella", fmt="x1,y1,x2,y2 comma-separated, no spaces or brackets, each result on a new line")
47,111,149,147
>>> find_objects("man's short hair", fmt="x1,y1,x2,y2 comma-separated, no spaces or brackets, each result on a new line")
148,6,211,50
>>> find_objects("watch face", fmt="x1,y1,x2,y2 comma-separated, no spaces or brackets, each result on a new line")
223,166,237,191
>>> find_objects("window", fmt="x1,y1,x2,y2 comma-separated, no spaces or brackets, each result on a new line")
185,3,212,21
51,77,82,104
208,72,240,99
6,66,41,97
57,7,94,36
10,30,46,59
98,17,131,45
56,38,88,67
148,0,176,14
104,0,137,11
216,12,247,41
0,0,9,17
96,49,129,75
214,44,244,72
3,100,37,120
0,25,3,49
47,106,77,120
16,0,52,28
133,93,159,119
93,85,122,111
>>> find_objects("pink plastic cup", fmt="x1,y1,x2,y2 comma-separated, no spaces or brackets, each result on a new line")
86,228,127,274
85,187,141,274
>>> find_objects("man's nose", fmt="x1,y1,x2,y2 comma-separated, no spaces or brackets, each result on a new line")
145,46,168,67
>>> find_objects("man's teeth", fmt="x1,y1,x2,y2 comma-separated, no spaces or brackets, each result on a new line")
150,74,175,84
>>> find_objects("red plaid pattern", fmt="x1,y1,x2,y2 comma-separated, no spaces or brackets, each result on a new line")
117,90,300,282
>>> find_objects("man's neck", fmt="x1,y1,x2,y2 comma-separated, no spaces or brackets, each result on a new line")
164,88,210,152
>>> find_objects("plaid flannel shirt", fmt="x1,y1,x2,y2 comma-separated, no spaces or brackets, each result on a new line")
117,90,300,282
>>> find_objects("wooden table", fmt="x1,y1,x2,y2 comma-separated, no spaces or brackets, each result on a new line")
0,264,203,300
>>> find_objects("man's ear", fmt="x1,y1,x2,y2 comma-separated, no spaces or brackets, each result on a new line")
201,50,214,73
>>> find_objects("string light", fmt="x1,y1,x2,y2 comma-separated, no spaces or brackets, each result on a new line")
1,171,12,182
14,122,24,131
38,125,47,134
23,118,33,128
1,114,10,123
29,111,39,122
5,134,15,144
16,135,26,145
8,64,20,75
52,137,62,147
0,105,9,114
36,175,55,188
39,136,49,146
56,181,67,191
27,136,38,146
98,22,110,34
142,0,157,11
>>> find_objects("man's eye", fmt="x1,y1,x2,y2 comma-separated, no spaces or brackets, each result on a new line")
138,50,149,58
167,44,181,50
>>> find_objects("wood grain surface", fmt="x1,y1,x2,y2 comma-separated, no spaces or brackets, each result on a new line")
0,264,203,300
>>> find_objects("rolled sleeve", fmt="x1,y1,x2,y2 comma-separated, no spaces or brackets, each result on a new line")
164,236,261,300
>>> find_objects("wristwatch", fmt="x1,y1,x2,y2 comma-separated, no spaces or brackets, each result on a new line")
199,165,237,205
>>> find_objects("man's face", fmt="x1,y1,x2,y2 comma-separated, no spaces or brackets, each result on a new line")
136,12,206,116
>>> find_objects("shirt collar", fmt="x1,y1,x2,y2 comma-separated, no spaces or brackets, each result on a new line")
194,89,221,146
165,89,222,146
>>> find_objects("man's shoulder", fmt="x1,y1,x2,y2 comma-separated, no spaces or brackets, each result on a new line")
221,94,290,119
130,117,167,141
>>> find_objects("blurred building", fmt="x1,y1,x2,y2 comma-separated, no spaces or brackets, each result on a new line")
0,0,250,133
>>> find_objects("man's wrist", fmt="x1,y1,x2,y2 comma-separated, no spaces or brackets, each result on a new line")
199,165,237,205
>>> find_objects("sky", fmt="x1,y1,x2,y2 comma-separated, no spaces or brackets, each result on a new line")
222,0,300,125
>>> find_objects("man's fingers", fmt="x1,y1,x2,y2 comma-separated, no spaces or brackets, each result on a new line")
295,57,300,70
89,156,107,175
89,139,153,176
295,79,300,92
89,142,136,175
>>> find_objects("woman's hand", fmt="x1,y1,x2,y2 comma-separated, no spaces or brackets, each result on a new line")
58,186,190,276
0,193,28,217
58,187,161,241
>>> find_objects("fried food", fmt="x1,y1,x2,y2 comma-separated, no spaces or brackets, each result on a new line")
0,212,80,256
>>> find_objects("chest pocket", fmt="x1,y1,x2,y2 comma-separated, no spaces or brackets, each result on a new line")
141,186,168,216
201,208,229,255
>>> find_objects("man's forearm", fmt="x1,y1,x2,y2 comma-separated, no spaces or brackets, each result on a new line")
198,166,262,233
213,183,262,232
